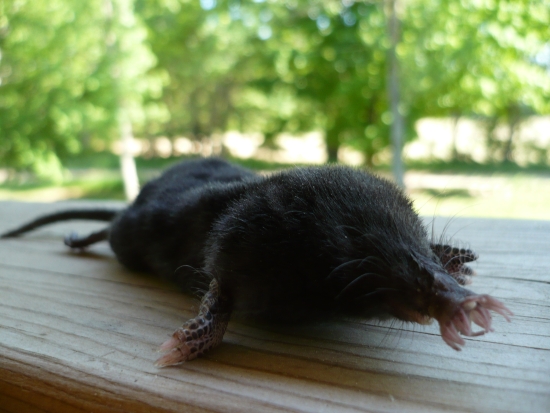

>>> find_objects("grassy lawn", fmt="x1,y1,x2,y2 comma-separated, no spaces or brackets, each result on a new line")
0,154,301,202
407,173,550,220
1,154,549,221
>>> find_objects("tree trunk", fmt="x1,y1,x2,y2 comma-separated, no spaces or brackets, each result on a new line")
451,112,461,161
325,127,340,163
119,114,140,201
386,0,404,187
326,143,339,164
365,151,374,168
503,104,520,163
104,0,139,201
484,116,499,162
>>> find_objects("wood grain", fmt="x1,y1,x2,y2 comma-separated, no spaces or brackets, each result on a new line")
0,200,549,413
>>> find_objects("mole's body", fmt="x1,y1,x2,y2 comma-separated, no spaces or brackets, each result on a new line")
1,158,512,366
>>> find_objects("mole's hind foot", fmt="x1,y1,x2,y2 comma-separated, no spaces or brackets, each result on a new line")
64,228,109,249
155,279,229,367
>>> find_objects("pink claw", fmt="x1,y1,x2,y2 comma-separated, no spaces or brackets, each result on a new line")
158,336,180,353
438,294,512,350
155,347,190,367
155,332,192,367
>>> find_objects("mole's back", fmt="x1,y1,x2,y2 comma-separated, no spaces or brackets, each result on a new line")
108,158,257,282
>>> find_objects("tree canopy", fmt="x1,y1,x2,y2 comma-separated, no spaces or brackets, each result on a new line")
0,0,160,180
1,0,549,179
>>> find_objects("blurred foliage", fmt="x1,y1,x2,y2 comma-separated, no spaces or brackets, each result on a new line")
245,1,392,164
0,0,549,179
0,0,162,180
402,0,550,163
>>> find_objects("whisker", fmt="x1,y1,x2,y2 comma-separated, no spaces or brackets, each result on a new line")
351,287,401,302
335,272,385,299
430,215,436,245
175,264,213,279
326,255,386,281
325,258,367,280
335,224,362,234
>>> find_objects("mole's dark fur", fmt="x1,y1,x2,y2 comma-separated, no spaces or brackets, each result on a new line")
1,158,512,365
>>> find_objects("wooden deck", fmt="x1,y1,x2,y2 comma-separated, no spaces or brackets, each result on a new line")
0,200,548,413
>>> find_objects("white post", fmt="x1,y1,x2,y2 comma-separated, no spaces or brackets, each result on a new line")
119,115,140,201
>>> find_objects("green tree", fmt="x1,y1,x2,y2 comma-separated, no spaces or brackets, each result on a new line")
242,0,391,165
0,0,160,180
136,0,310,145
401,0,550,162
138,1,394,166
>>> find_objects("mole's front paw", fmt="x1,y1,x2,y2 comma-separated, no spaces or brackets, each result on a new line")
155,279,230,366
431,244,478,285
438,294,513,351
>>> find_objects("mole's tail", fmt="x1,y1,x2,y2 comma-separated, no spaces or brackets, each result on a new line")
0,209,119,239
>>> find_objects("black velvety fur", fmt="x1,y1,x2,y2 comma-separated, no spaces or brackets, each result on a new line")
109,158,256,281
110,158,442,323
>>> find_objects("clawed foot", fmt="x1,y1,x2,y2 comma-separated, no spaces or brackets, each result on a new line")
64,228,109,249
431,244,478,285
155,279,230,367
438,295,513,351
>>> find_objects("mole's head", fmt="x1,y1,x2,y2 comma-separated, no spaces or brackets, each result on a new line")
332,241,512,350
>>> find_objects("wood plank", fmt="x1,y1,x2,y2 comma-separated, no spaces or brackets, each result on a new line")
0,201,549,412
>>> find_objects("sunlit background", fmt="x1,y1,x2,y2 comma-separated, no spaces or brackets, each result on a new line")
0,0,549,219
